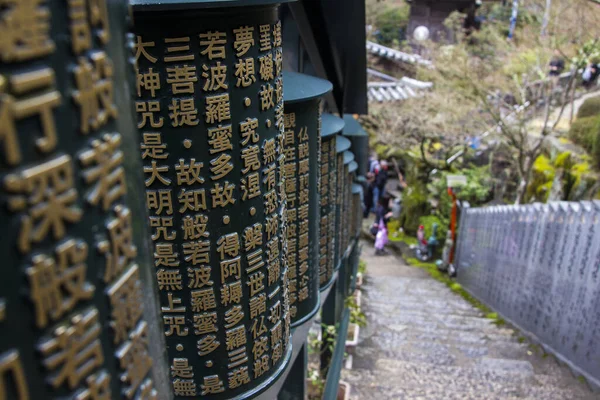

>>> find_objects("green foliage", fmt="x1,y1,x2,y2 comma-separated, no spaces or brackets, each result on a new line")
358,259,367,275
399,184,430,235
569,115,600,150
375,6,409,45
418,215,447,244
345,296,367,328
526,151,597,202
576,96,600,119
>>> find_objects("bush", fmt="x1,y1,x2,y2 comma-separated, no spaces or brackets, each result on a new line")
569,115,600,151
375,6,409,45
418,215,448,245
399,185,429,235
576,96,600,119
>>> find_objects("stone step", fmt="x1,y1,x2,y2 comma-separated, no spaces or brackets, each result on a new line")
344,359,593,400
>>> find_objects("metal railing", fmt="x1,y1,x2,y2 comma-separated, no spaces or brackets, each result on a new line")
455,202,600,390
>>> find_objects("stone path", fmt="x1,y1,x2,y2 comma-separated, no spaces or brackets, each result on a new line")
342,241,598,400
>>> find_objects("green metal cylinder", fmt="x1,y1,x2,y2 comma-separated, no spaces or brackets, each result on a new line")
350,168,362,241
319,114,344,290
334,136,351,272
342,114,369,177
0,1,169,398
131,1,293,398
282,71,332,327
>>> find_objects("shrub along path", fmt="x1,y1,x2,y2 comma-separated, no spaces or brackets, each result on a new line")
341,240,597,400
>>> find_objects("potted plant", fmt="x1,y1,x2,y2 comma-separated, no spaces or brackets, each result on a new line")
345,296,366,350
307,324,338,399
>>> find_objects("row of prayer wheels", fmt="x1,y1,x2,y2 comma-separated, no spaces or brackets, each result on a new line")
0,0,368,398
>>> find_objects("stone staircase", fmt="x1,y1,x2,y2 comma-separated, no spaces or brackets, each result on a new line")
341,243,598,400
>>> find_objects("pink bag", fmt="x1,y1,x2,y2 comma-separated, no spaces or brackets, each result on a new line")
375,220,388,250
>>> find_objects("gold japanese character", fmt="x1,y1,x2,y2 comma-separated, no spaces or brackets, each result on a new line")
221,280,242,306
274,48,283,76
199,31,226,60
273,21,282,47
73,53,117,134
224,305,244,329
144,161,170,187
211,182,235,208
208,124,232,154
220,258,241,284
175,158,203,185
275,103,284,129
28,239,93,329
263,164,276,192
75,371,112,400
156,269,182,291
117,321,153,398
188,266,213,289
243,223,263,252
225,325,247,351
268,300,281,324
134,36,157,63
264,189,277,214
171,358,193,379
193,312,217,335
0,350,29,400
228,366,250,389
241,145,260,174
165,37,194,63
233,26,254,57
202,62,228,92
247,271,265,297
259,24,271,51
263,138,276,164
217,233,240,259
173,379,196,397
166,65,197,94
259,83,274,110
253,354,269,378
98,205,137,282
272,342,283,365
163,315,188,336
210,153,233,180
241,172,261,201
268,259,281,286
265,215,278,240
136,100,163,128
5,155,82,253
247,249,264,273
108,265,143,345
169,98,199,127
183,240,210,265
251,316,267,340
275,78,283,104
240,117,259,146
141,132,168,160
0,68,60,165
201,375,224,395
249,293,266,319
136,68,160,97
191,288,216,312
178,188,207,213
154,243,179,267
182,214,208,240
161,294,185,315
146,190,174,215
205,93,230,124
80,133,126,210
0,0,54,62
197,335,219,356
252,336,269,361
234,58,256,88
258,54,274,81
40,308,104,389
137,379,158,400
